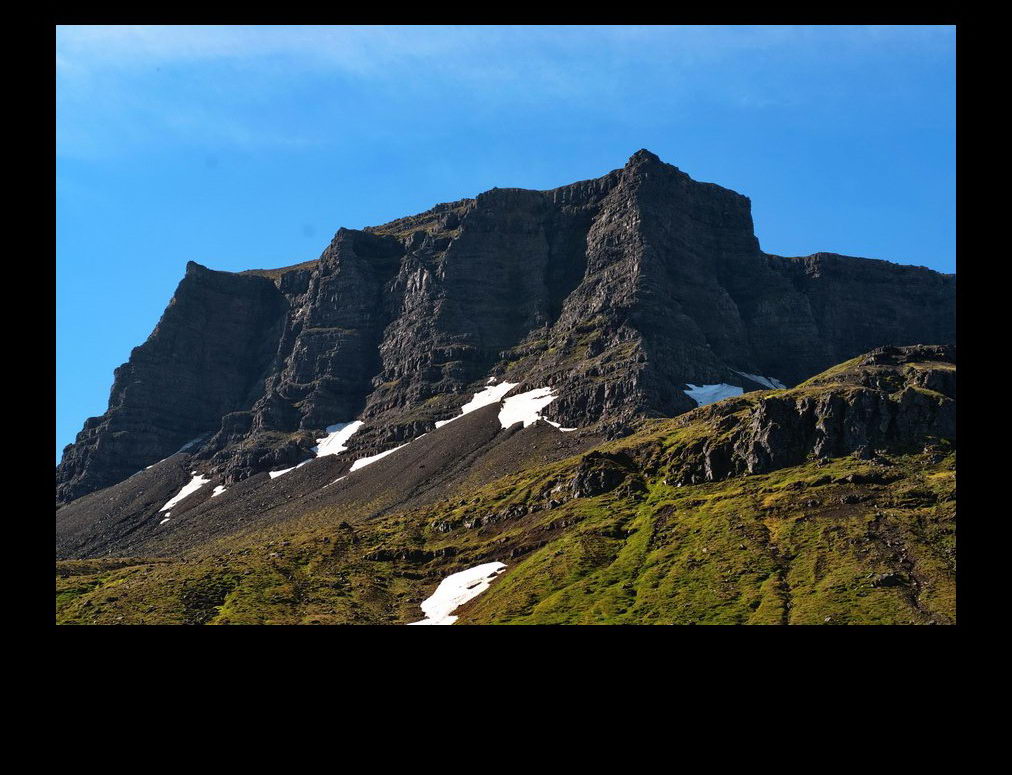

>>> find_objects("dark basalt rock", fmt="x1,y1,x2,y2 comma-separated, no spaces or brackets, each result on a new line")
568,451,638,498
56,151,956,506
668,346,956,486
56,263,288,505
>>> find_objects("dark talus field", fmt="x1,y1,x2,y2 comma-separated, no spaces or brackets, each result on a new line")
55,150,956,625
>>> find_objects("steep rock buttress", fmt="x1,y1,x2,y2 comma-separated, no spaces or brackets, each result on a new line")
56,150,955,505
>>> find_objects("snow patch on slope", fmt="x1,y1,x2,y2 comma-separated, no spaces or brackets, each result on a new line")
683,383,744,407
349,441,414,472
273,381,574,485
269,420,365,478
732,370,786,390
498,386,573,429
211,485,227,497
313,421,363,457
158,473,210,512
544,419,577,432
435,382,518,428
407,562,508,625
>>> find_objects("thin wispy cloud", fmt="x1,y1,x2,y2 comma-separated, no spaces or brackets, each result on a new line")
56,25,953,159
57,24,951,70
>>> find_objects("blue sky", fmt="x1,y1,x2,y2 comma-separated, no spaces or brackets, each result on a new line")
56,24,956,461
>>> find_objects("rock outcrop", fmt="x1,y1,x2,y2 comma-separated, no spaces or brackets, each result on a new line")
56,150,955,506
56,263,288,504
667,345,956,486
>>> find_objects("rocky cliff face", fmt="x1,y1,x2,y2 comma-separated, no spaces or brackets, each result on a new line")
662,344,955,486
56,150,955,506
55,264,288,504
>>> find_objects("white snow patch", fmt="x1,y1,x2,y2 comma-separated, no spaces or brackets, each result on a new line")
486,377,498,385
683,383,744,407
350,442,410,472
498,387,560,429
435,382,519,428
312,420,363,457
158,474,210,512
732,370,786,390
268,420,364,479
324,476,347,488
544,420,578,433
407,562,507,625
159,517,171,525
268,458,314,479
211,485,227,497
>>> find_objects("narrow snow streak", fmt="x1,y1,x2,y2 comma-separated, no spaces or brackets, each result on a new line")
211,485,227,497
145,435,208,470
177,436,204,453
732,370,786,390
544,419,578,432
158,473,210,512
435,382,518,428
350,442,410,472
407,562,508,625
683,383,744,407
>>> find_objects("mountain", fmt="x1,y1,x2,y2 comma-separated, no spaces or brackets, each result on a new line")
55,150,954,507
56,344,956,625
55,150,956,625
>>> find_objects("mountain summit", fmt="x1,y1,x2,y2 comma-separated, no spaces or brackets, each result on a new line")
56,150,954,508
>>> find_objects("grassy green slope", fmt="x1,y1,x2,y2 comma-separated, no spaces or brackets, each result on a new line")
458,451,954,624
55,352,956,625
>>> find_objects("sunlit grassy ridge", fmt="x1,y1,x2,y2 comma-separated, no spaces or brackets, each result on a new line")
457,451,954,624
55,351,956,625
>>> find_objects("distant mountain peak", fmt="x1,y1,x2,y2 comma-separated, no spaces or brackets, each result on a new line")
626,148,662,166
56,152,955,506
